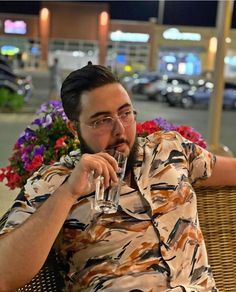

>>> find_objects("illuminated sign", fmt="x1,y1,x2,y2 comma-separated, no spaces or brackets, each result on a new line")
163,28,201,41
1,45,20,56
4,19,27,35
110,31,150,42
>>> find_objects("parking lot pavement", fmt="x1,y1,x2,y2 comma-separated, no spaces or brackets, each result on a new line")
0,113,36,217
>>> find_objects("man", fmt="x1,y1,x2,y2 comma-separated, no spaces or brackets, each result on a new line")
49,57,61,100
0,63,236,291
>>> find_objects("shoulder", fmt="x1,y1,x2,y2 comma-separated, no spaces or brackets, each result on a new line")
137,130,187,149
25,149,81,196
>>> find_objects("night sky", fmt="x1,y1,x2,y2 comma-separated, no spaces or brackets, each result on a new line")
0,1,235,28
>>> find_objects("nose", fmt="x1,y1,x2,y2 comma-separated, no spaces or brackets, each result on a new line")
113,117,125,136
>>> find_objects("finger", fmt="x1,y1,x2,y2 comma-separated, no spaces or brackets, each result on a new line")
93,159,117,187
98,152,119,172
98,157,118,184
80,154,118,185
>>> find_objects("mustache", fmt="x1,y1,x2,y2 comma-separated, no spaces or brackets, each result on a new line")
106,138,129,149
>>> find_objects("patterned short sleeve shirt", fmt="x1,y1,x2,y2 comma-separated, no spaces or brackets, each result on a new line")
0,131,217,292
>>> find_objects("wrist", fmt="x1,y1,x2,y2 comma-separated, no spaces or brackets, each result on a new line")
57,180,82,202
53,182,79,206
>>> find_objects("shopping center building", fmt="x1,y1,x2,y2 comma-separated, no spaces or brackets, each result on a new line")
0,1,236,80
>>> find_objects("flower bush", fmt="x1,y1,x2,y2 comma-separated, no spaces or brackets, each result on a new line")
0,101,206,190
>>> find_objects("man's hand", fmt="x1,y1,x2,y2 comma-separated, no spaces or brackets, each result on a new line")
63,152,119,200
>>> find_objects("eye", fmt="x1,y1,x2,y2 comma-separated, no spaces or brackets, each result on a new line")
119,110,132,119
93,117,113,128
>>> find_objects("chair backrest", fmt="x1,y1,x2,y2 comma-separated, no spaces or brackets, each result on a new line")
196,186,236,292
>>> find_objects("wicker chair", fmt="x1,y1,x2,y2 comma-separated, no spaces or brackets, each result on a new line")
1,186,235,291
196,186,236,292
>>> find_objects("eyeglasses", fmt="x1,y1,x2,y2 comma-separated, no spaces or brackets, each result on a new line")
80,110,137,134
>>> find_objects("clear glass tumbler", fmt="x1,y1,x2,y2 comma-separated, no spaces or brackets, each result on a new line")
94,150,127,214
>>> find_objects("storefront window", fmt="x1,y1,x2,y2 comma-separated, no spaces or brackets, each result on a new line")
225,55,236,78
159,51,201,76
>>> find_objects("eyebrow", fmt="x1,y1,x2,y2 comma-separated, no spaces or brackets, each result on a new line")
89,103,132,120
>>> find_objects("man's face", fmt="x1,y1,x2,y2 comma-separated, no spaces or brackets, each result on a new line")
78,83,137,158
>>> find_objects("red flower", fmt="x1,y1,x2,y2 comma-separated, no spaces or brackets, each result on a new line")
6,172,22,190
0,168,7,182
136,121,160,136
25,155,44,172
175,125,207,148
54,136,68,149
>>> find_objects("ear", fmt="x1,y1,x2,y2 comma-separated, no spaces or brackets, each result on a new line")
67,120,78,137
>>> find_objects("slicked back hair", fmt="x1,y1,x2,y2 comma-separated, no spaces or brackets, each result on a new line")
60,64,119,121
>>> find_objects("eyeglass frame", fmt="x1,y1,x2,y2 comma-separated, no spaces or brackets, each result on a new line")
74,109,137,133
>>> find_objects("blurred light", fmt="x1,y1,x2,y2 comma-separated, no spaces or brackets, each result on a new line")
178,62,186,74
72,51,85,57
206,82,214,89
166,63,174,71
198,79,205,85
163,55,176,63
4,19,26,35
225,56,236,66
88,50,94,56
209,37,217,53
1,45,19,56
22,52,28,61
124,65,132,72
110,31,149,42
40,8,49,21
226,37,231,43
163,28,201,41
100,11,108,26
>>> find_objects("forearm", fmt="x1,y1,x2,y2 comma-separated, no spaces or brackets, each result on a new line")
199,155,236,186
0,183,75,291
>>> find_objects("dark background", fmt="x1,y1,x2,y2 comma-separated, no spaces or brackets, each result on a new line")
0,1,235,28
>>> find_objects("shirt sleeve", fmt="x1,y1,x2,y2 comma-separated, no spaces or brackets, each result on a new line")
179,134,216,184
0,164,69,236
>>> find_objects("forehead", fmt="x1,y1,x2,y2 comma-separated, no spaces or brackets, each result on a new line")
80,83,132,119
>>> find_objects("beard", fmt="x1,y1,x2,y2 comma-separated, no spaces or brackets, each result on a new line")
77,131,138,178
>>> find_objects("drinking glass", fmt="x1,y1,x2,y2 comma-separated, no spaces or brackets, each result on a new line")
94,150,127,214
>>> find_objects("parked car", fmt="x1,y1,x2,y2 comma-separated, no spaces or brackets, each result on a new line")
181,81,236,110
143,76,195,103
131,72,160,95
121,72,160,95
0,56,33,102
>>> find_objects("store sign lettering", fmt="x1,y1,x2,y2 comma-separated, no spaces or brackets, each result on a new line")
163,28,201,41
110,31,150,43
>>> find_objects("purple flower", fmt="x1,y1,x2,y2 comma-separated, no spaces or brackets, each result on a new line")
40,114,53,128
36,101,69,123
24,127,36,140
31,118,43,126
16,133,26,146
34,145,45,156
153,117,177,131
37,101,63,114
16,128,36,146
22,152,30,164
